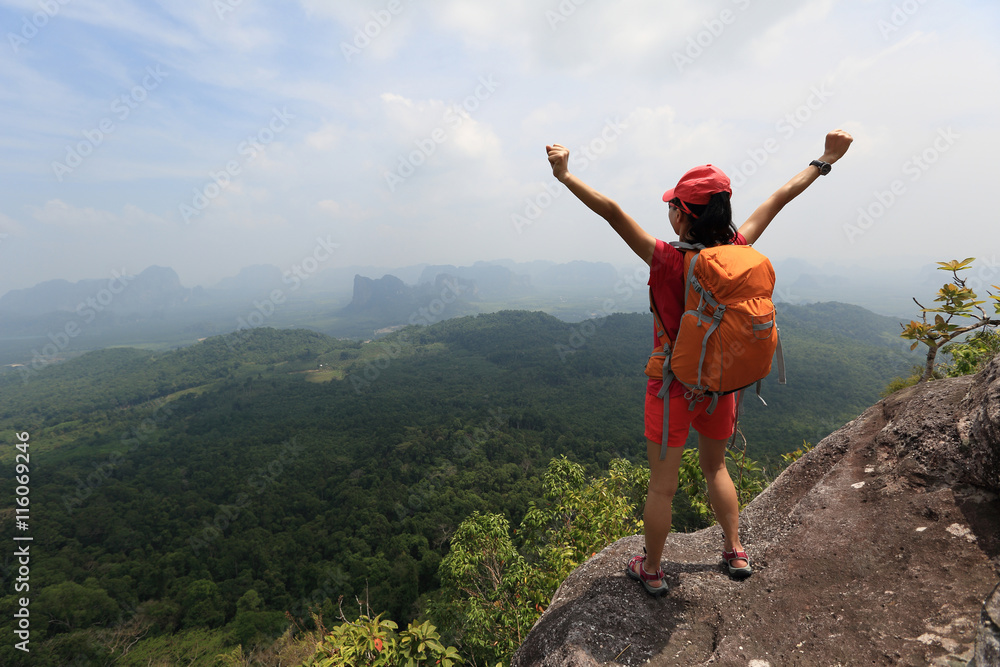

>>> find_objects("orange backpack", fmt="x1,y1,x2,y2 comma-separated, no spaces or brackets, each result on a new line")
645,241,785,459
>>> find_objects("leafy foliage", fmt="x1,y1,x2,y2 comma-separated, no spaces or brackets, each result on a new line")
432,457,647,665
521,457,648,588
941,328,1000,377
220,611,465,667
780,441,815,467
435,511,530,662
306,613,401,667
34,579,120,632
880,366,924,397
678,446,769,524
899,258,1000,381
0,305,915,665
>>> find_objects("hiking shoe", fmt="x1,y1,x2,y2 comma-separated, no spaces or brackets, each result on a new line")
627,550,668,597
722,548,753,580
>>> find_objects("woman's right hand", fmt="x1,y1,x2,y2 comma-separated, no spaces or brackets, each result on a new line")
820,129,853,164
546,144,570,181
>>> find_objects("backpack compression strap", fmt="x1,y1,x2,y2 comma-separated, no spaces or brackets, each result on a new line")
752,328,787,404
683,250,726,393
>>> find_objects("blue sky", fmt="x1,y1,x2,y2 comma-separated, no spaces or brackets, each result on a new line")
1,0,998,295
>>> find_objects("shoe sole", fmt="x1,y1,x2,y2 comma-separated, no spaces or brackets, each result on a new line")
723,551,753,580
626,564,668,597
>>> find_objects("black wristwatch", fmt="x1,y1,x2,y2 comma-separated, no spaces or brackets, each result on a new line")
810,159,832,175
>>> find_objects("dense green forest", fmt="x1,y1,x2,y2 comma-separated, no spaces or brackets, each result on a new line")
0,304,915,665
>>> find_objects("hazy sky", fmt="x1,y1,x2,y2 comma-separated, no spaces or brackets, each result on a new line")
1,0,998,295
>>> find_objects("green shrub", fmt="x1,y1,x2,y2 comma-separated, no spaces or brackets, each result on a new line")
302,612,462,667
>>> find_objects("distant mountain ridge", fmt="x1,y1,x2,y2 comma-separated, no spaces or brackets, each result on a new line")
0,256,938,370
341,273,477,324
0,259,628,317
0,256,974,323
416,262,534,299
210,264,286,295
0,266,198,316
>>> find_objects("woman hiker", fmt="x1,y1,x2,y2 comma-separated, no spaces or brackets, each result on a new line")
545,129,853,596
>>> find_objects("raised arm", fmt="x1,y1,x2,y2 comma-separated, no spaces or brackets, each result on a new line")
738,129,853,245
547,143,655,265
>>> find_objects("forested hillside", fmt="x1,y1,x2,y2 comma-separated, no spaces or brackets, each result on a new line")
0,304,914,665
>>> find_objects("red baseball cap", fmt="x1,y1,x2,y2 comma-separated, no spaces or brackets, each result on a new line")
661,164,732,216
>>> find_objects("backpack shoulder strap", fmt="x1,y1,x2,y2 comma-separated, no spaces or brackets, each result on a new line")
774,327,787,385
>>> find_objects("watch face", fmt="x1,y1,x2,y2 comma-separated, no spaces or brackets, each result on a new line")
812,160,831,175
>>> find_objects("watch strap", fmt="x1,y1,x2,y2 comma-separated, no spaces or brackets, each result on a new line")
810,159,831,175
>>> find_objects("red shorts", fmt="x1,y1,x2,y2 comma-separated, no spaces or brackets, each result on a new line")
644,390,736,447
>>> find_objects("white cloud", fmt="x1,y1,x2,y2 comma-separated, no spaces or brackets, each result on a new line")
29,200,120,228
747,0,836,64
1,1,999,294
306,123,345,151
0,211,24,236
316,200,342,215
28,200,167,229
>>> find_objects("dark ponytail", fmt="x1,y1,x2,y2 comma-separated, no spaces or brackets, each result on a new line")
674,191,737,247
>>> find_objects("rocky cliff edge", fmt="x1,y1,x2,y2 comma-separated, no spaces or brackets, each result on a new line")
514,356,1000,666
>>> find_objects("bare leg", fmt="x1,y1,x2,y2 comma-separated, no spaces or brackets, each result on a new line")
641,440,685,587
697,433,748,567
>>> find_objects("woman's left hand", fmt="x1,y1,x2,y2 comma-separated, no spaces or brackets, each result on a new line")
546,143,570,181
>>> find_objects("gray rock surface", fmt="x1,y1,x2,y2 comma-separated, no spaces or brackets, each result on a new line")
514,357,1000,666
978,583,1000,666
